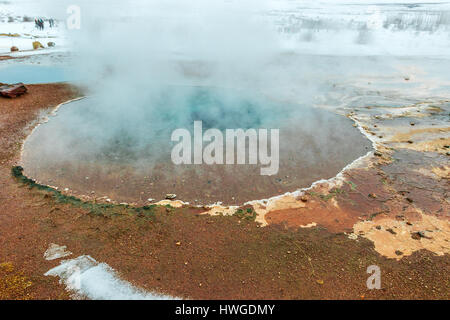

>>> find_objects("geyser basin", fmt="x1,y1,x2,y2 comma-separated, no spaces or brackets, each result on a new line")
21,86,371,205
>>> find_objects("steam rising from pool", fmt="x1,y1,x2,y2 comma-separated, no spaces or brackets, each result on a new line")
22,88,371,204
20,0,450,204
31,0,450,137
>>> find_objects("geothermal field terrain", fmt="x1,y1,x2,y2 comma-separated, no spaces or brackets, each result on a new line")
0,0,449,302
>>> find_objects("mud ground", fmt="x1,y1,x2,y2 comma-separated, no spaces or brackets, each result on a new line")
0,84,449,299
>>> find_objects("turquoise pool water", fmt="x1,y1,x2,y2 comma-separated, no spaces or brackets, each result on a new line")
0,64,75,84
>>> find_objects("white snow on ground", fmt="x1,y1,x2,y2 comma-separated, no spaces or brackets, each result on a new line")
0,0,67,55
2,0,450,57
45,255,178,300
266,1,450,56
0,21,67,55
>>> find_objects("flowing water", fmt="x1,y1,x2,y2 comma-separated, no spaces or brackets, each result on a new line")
14,1,450,205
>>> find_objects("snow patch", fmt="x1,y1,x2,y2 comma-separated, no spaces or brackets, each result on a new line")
44,243,72,260
45,255,178,300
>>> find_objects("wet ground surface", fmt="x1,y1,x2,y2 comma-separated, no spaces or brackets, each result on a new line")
0,50,449,299
251,84,450,260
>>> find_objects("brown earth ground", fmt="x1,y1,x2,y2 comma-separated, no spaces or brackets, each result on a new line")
0,83,449,300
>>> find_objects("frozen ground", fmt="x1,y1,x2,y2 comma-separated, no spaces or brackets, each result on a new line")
268,1,450,56
2,1,450,57
0,0,67,55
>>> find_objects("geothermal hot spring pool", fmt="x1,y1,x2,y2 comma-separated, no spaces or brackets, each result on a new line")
21,86,371,205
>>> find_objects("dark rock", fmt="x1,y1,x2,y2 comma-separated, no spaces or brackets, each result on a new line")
10,46,19,52
395,250,403,256
0,83,27,98
411,231,427,240
417,231,427,238
386,228,397,235
411,233,420,240
47,42,56,47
